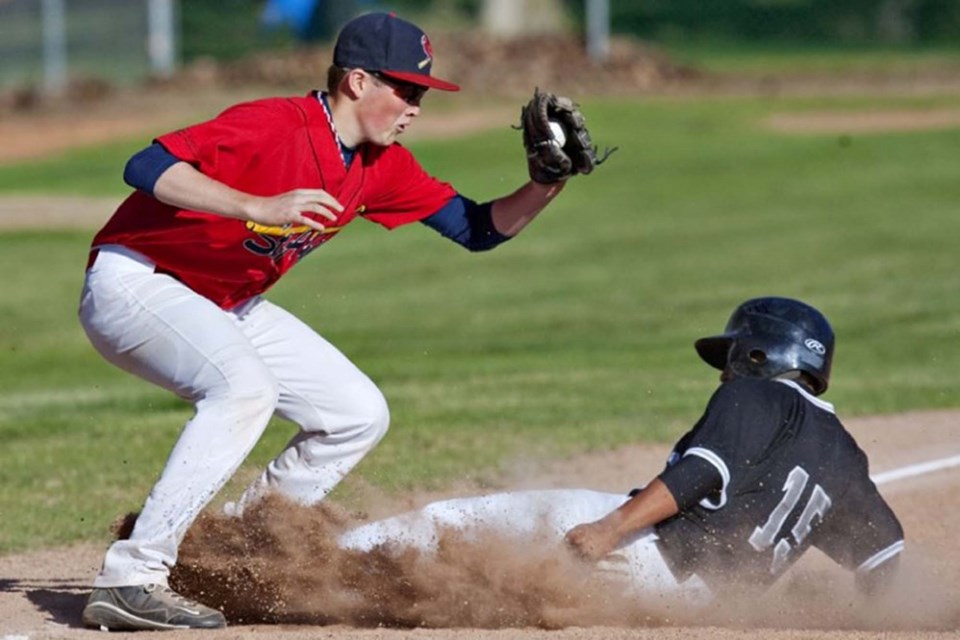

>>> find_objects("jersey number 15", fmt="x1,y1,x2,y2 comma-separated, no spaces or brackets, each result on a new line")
748,465,832,575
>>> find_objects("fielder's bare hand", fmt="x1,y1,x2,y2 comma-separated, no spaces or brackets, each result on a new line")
153,162,344,232
245,189,344,232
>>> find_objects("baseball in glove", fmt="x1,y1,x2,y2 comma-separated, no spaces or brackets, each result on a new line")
519,88,617,185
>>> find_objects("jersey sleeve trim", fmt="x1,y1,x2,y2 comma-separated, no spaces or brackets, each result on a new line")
684,447,730,510
856,539,904,574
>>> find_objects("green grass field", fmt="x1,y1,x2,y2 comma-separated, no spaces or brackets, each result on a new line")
1,91,959,553
654,40,960,76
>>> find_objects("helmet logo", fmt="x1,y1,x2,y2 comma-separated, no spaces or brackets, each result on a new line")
804,338,826,355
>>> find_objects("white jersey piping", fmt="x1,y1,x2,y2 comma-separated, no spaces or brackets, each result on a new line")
857,539,905,573
775,378,836,414
684,446,730,510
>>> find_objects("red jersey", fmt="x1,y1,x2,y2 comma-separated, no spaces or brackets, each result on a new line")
91,93,456,309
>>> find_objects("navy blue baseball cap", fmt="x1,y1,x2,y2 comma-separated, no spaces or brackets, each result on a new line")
333,12,460,92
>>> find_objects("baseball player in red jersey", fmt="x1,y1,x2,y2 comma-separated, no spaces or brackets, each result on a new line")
79,12,579,631
339,298,904,605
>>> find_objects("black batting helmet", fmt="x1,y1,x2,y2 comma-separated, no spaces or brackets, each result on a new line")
695,297,835,395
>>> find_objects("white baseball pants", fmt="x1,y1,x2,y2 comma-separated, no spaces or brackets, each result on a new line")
338,489,711,602
79,246,390,588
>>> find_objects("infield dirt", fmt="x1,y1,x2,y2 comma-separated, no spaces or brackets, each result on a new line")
1,409,958,639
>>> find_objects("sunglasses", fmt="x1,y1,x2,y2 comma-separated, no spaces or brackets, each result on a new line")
366,70,428,107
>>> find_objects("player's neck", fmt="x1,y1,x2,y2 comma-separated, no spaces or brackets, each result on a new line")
325,93,362,149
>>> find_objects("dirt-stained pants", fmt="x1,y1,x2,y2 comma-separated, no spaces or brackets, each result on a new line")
338,489,712,603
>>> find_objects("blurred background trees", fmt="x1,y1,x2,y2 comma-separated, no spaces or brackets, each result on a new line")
1,0,958,96
186,0,960,62
577,0,960,45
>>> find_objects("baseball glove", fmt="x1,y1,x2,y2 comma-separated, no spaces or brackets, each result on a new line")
519,88,616,184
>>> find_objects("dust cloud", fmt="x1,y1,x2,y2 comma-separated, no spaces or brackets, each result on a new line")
168,496,677,629
159,497,958,631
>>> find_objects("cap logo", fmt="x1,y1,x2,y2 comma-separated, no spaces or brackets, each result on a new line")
804,338,826,355
418,34,433,69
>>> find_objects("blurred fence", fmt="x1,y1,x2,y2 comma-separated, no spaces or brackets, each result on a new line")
0,0,175,93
